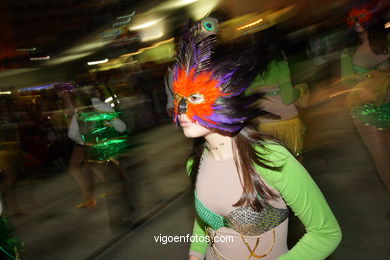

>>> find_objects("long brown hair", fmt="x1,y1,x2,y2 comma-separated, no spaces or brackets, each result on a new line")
188,125,282,211
367,22,389,55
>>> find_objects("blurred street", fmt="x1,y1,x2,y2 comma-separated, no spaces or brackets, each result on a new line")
6,78,389,260
10,123,192,260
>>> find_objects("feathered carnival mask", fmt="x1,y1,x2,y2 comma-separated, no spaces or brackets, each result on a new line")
347,6,372,27
346,0,386,28
166,17,265,133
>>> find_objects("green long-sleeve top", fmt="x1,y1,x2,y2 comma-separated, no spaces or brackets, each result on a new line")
246,60,300,105
187,143,342,260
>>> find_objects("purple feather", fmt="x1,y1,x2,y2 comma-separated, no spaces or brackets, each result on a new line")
206,112,248,124
194,116,242,132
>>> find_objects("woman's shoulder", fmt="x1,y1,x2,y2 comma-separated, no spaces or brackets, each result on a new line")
254,142,311,189
254,141,292,164
253,142,294,183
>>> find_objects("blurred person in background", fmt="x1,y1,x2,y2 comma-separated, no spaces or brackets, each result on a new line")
63,89,96,209
0,197,23,260
340,0,390,192
246,48,309,157
67,84,133,233
0,111,25,216
0,111,24,258
167,16,341,260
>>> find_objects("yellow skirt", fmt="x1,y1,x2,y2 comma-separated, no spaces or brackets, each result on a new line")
258,116,306,156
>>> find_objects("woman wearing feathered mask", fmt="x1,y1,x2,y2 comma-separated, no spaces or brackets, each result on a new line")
341,0,390,192
166,16,341,260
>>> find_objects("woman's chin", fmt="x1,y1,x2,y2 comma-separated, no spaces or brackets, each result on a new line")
182,127,204,138
183,131,197,138
181,123,211,138
354,26,365,33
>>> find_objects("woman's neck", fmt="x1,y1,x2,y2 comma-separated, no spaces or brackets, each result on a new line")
359,31,369,45
204,133,234,161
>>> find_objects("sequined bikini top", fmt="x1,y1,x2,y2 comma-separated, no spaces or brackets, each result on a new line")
194,191,289,236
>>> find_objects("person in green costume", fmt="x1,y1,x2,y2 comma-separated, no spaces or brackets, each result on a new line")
166,16,341,260
340,3,390,192
67,86,133,233
246,57,308,156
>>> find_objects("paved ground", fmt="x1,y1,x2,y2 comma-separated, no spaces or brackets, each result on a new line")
6,124,193,260
4,68,390,259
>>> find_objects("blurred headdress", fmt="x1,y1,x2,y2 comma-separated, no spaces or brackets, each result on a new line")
347,0,385,27
166,17,268,133
347,6,373,27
